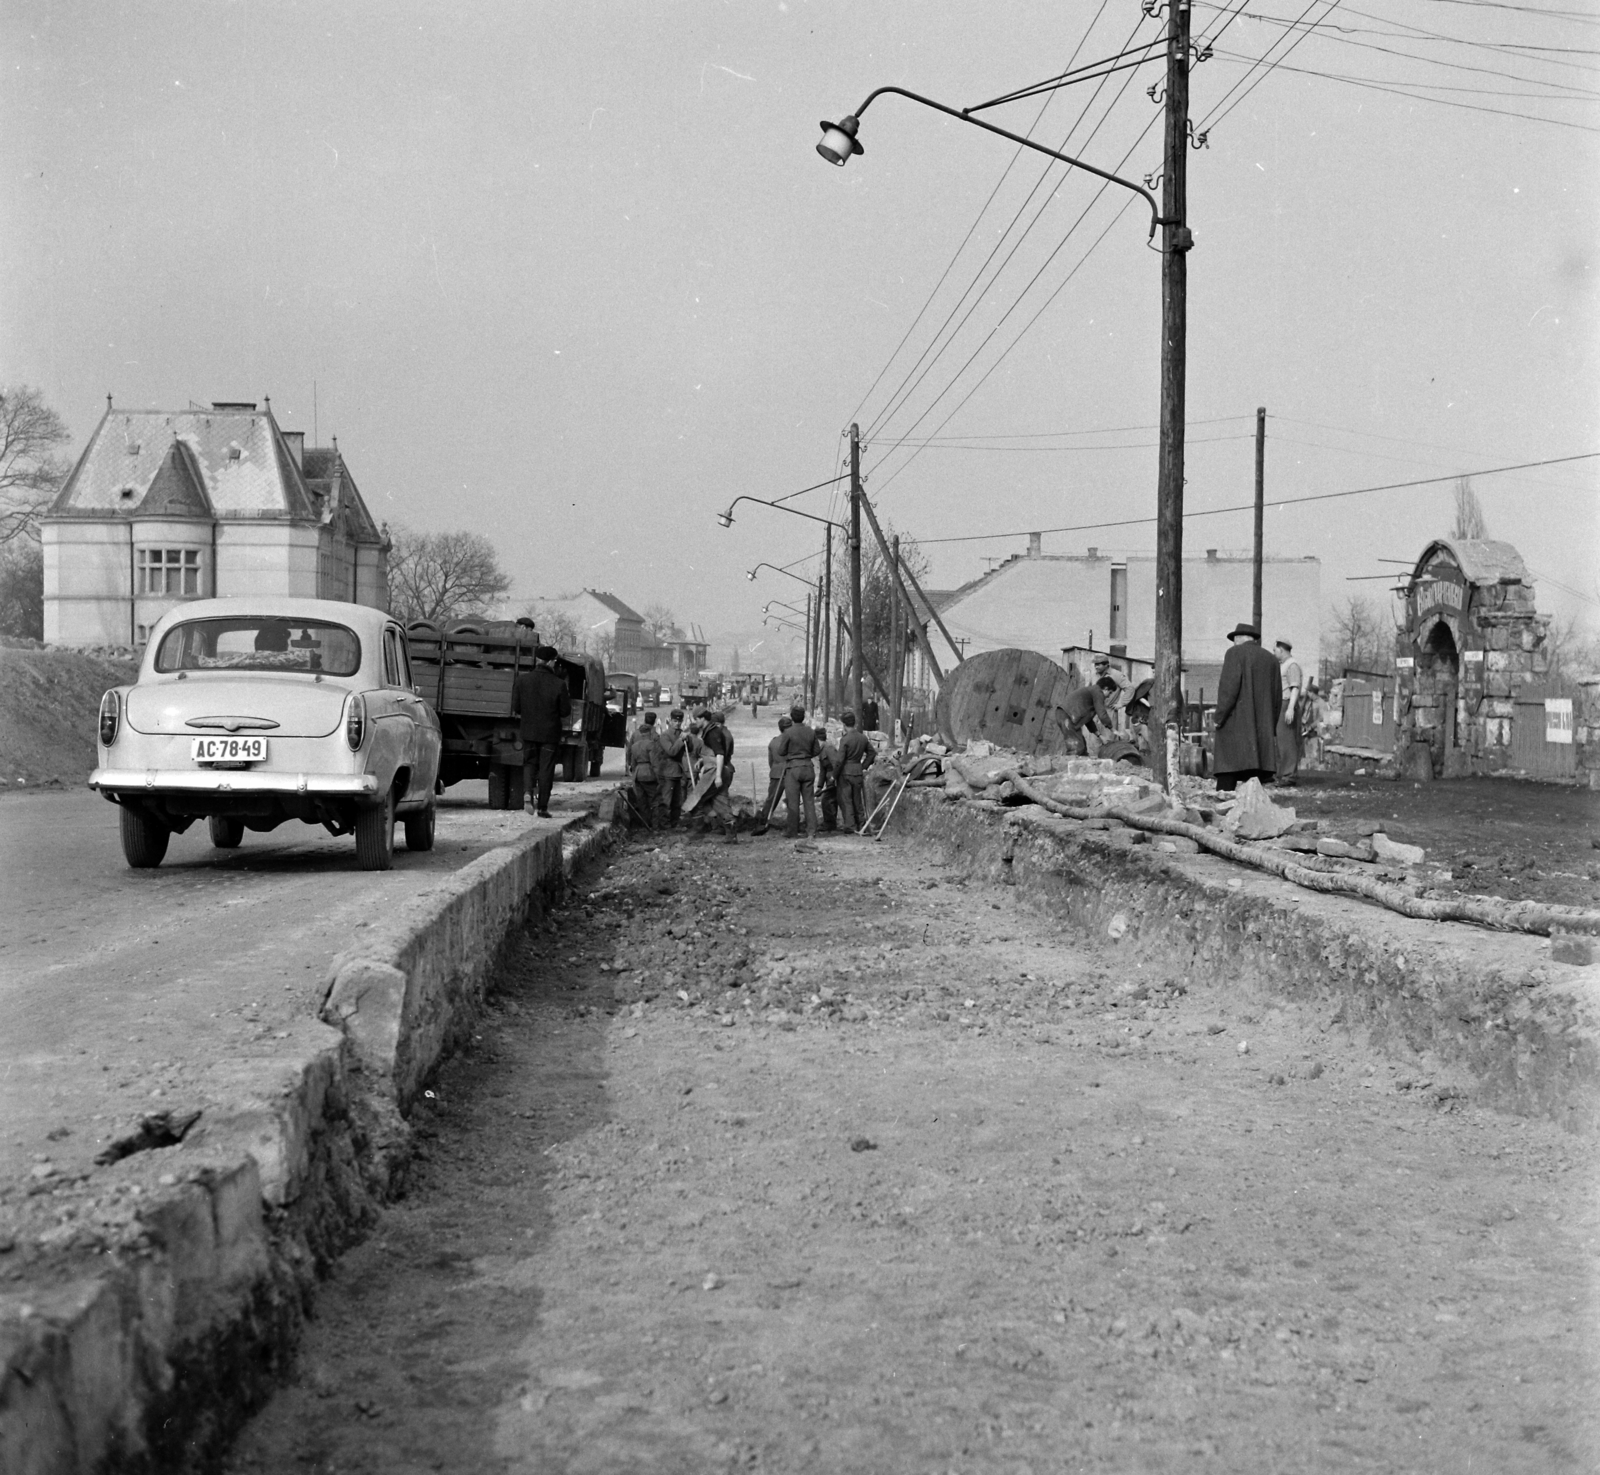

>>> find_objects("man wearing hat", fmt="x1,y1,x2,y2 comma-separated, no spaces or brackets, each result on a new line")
695,707,738,842
511,646,571,818
1274,638,1304,786
1212,623,1281,792
1054,667,1114,755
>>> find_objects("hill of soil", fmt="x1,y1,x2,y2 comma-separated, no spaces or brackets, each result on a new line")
0,646,139,792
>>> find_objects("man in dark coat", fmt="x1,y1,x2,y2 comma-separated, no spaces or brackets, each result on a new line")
777,705,822,839
1212,623,1281,792
625,709,662,829
696,707,738,842
836,710,873,831
512,646,572,817
754,715,792,835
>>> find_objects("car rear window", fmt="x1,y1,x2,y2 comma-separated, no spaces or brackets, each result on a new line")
154,618,362,676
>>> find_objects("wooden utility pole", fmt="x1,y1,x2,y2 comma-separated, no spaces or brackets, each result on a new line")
849,423,864,719
821,523,833,719
854,479,945,688
802,591,813,707
1252,405,1266,637
1153,0,1193,787
889,534,903,742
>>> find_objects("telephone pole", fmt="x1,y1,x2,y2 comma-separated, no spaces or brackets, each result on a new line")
821,523,833,719
849,423,865,719
1252,406,1266,636
1153,0,1193,787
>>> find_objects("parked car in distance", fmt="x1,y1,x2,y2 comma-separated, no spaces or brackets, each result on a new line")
637,677,662,707
91,597,442,871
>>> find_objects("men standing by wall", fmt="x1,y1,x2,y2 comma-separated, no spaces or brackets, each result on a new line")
696,707,738,843
836,710,872,832
625,709,662,829
1274,638,1304,787
778,705,822,839
511,645,570,819
1212,623,1282,792
655,708,689,828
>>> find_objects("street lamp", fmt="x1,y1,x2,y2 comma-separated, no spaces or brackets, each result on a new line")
818,23,1195,784
747,560,817,588
717,494,844,531
763,599,807,620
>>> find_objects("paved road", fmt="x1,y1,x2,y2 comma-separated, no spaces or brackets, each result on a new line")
0,754,626,1185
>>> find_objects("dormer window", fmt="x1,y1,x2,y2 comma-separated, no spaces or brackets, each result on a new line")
126,442,141,455
118,487,137,502
227,444,242,461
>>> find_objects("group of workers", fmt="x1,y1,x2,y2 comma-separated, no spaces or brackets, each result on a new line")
622,702,883,842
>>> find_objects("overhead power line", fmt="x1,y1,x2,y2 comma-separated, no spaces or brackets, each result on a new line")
911,451,1600,545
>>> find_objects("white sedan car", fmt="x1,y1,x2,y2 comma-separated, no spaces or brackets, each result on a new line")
91,597,442,871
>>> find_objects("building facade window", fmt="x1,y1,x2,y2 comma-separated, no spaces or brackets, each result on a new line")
138,547,202,596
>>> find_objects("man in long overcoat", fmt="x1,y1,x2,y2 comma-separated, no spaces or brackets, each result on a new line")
511,645,571,817
1212,622,1281,792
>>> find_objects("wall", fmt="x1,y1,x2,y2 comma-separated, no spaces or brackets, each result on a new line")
42,522,136,645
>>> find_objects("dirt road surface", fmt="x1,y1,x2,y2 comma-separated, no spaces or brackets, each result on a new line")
224,820,1597,1475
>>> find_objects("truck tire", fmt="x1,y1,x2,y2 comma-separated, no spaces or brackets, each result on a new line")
588,751,603,779
208,815,245,849
562,747,583,783
120,806,170,868
403,802,436,852
505,764,526,809
354,791,395,871
487,765,509,809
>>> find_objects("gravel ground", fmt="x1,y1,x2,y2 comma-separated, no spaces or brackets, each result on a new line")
223,826,1598,1475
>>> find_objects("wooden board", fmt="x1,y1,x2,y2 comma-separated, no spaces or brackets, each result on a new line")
936,648,1079,757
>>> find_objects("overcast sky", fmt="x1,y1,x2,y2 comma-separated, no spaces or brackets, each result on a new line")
5,0,1596,666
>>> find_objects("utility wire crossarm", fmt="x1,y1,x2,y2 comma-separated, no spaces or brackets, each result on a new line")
817,85,1178,240
746,560,817,587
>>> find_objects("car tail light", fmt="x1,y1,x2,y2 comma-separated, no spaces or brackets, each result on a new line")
345,692,367,751
98,689,120,747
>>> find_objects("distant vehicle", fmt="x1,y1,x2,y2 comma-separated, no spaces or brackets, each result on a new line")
90,597,442,871
408,620,620,809
678,673,707,708
638,677,662,707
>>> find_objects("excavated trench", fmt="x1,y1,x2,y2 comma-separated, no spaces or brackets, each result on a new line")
222,827,1597,1475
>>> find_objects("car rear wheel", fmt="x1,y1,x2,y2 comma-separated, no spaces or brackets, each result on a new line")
355,790,395,871
208,815,245,849
120,806,170,868
403,802,436,852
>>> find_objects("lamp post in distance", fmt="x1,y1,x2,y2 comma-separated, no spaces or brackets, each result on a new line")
747,561,817,588
817,12,1195,785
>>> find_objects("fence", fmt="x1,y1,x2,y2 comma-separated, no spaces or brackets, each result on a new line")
1339,675,1395,754
1510,686,1577,779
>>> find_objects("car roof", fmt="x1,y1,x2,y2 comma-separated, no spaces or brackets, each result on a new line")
151,597,393,635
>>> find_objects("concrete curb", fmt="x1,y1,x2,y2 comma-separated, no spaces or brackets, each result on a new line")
1,796,628,1474
893,791,1600,1130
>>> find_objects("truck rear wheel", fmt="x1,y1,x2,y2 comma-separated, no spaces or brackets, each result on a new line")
562,747,583,783
588,750,603,778
120,806,170,868
487,765,508,809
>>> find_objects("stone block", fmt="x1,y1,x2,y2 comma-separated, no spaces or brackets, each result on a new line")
1317,838,1376,862
1156,836,1201,854
1551,933,1597,967
1372,832,1426,866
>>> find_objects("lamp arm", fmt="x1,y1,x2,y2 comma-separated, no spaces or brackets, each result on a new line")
722,495,845,530
853,85,1166,239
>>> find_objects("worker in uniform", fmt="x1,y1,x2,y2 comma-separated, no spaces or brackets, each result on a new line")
625,709,662,829
777,705,822,839
695,707,738,842
655,708,690,828
754,715,793,835
511,645,570,818
818,727,840,832
1054,677,1113,756
1274,638,1304,786
835,710,873,832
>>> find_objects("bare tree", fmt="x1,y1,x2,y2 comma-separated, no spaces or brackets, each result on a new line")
833,524,931,694
641,602,680,642
1542,613,1600,685
517,602,582,652
0,386,72,545
386,526,512,624
1450,477,1488,541
0,539,44,638
1323,595,1392,675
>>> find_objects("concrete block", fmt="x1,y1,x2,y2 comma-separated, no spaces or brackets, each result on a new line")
1551,934,1597,966
1372,832,1426,867
1317,838,1377,862
1156,836,1201,854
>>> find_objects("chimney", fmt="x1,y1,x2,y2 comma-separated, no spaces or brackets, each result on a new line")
1087,546,1099,560
282,430,305,470
1206,548,1218,561
1027,532,1042,559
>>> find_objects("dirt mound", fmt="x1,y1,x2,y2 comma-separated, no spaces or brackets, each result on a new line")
0,647,139,792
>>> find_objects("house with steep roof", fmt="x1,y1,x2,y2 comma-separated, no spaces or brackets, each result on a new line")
40,399,388,646
514,589,647,669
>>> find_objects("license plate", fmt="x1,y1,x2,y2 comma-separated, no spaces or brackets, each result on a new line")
191,736,268,763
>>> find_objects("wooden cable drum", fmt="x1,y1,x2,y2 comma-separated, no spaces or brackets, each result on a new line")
935,647,1079,756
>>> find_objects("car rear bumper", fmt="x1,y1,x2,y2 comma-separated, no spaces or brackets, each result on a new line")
90,768,380,797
